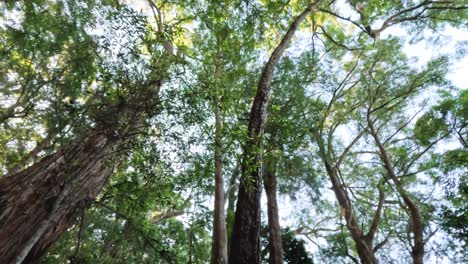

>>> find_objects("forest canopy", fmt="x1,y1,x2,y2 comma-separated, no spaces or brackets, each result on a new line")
0,0,467,263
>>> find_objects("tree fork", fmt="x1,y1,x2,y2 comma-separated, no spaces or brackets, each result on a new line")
324,162,378,264
367,114,424,264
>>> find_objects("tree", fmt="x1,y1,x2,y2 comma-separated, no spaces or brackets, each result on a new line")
230,2,326,263
0,1,178,262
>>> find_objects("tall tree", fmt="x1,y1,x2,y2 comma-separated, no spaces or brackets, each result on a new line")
230,1,325,263
0,2,178,262
263,159,284,264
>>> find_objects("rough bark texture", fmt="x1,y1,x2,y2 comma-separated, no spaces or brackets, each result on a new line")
0,38,170,263
229,2,323,263
0,78,165,264
367,116,424,264
211,93,228,264
263,164,283,264
0,129,126,263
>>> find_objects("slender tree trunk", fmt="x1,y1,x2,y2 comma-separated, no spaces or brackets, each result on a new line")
367,115,424,264
263,162,283,264
324,162,378,264
226,162,240,212
211,92,228,264
229,2,323,263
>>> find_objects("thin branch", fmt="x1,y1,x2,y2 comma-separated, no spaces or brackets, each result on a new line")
317,25,361,51
318,8,367,32
382,107,425,146
72,207,86,260
373,237,389,252
365,180,385,242
336,129,366,167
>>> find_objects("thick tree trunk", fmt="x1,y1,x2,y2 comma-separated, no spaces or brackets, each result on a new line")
211,93,228,264
229,156,262,264
263,163,283,264
0,129,127,263
367,116,424,264
229,2,323,263
0,40,170,263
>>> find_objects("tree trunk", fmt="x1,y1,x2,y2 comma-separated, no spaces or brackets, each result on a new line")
0,129,128,263
229,163,263,264
263,162,283,264
229,2,323,263
324,162,378,264
367,115,424,264
0,39,171,263
211,92,228,264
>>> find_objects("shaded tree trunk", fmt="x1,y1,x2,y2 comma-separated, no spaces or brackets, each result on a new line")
226,162,240,213
226,161,240,255
0,32,174,261
229,2,323,263
263,162,283,264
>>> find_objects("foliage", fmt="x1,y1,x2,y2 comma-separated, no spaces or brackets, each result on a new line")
0,0,467,263
261,227,314,264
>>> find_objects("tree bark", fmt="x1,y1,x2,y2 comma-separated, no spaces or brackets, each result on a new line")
229,2,323,263
0,129,128,263
367,115,424,264
263,162,283,264
226,161,240,255
211,91,228,264
0,34,174,262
